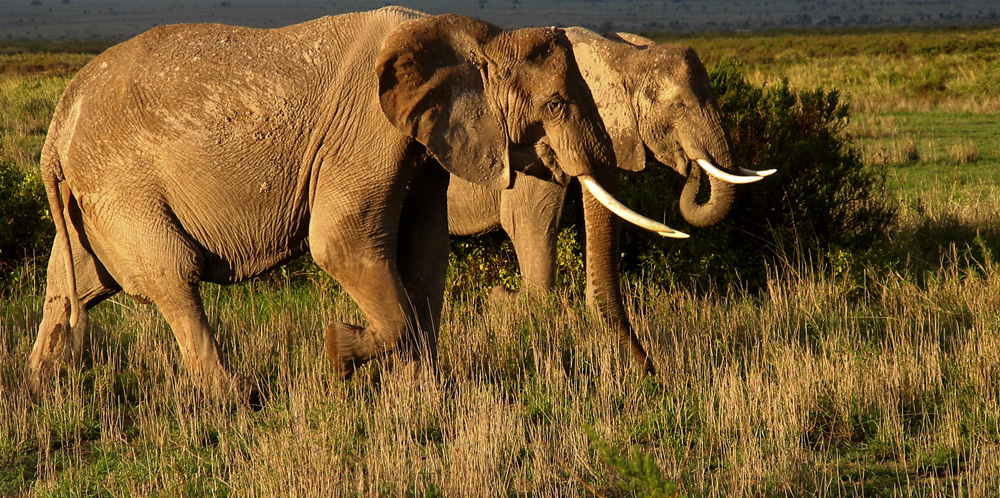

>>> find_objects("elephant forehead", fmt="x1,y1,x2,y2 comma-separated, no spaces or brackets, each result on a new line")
649,45,703,81
494,27,571,65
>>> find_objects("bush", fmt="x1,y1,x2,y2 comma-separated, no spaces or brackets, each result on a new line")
447,233,520,299
618,58,898,288
0,160,53,288
719,60,897,249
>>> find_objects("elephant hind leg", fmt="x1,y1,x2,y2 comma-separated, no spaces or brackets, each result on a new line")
152,283,248,397
98,213,246,399
27,221,120,395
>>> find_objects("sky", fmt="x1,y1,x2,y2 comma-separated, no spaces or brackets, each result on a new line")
2,0,998,41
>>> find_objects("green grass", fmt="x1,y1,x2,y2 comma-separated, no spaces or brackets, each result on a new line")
850,110,1000,199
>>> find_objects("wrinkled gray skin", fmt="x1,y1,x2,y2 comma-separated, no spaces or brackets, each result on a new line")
26,7,623,396
448,29,741,375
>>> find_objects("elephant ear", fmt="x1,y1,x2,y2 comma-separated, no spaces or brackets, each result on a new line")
565,28,646,172
377,15,512,190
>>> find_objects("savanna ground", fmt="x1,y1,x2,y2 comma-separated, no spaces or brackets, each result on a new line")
2,26,1000,496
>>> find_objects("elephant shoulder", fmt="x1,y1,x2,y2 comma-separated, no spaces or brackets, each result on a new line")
563,26,602,46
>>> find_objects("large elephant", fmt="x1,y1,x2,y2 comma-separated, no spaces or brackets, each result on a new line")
447,28,774,375
26,7,679,394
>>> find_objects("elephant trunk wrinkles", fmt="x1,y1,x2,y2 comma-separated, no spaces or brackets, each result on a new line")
582,168,655,375
678,113,737,228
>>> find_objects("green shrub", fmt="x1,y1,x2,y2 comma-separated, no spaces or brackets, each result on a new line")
443,58,897,294
0,160,53,288
585,426,683,498
717,59,897,271
446,233,520,299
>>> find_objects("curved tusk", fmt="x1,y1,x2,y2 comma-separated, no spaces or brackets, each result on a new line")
739,166,777,177
696,159,764,184
579,176,689,239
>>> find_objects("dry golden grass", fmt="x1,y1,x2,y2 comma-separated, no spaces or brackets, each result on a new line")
4,210,1000,496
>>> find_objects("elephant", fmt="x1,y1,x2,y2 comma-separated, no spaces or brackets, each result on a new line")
25,7,681,396
447,28,774,375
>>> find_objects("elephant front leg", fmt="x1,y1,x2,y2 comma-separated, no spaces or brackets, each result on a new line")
310,198,419,379
394,165,450,372
317,251,416,380
497,174,568,300
312,152,442,379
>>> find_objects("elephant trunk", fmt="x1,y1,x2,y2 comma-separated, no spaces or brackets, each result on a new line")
678,118,739,228
679,164,736,228
581,168,656,375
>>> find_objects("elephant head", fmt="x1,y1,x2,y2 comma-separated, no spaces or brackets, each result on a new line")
377,15,684,237
567,29,774,228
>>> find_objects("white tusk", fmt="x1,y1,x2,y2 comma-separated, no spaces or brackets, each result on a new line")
739,166,777,177
696,158,764,184
579,176,689,239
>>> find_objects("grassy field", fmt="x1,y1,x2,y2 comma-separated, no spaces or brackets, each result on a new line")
3,26,1000,496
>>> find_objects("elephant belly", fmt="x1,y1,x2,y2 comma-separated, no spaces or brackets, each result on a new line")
168,177,311,284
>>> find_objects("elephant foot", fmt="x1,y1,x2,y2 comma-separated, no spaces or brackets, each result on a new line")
489,284,520,303
25,358,65,401
639,356,657,377
184,361,260,406
26,321,86,399
325,323,368,380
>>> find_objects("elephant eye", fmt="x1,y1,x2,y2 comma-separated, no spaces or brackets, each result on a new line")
545,96,568,115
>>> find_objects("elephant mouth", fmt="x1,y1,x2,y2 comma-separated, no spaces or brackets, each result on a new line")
665,146,776,185
508,142,567,185
524,139,691,238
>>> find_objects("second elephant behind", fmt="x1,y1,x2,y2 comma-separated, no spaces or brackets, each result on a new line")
447,28,773,374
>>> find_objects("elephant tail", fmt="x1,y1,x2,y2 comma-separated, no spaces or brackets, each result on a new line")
42,152,80,328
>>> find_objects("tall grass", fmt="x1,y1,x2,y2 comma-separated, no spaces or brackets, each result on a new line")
0,74,69,170
3,231,1000,495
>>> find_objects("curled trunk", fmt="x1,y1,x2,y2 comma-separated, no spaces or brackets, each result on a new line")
679,165,737,228
678,122,739,228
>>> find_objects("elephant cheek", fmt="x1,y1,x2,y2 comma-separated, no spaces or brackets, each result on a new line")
549,128,612,179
